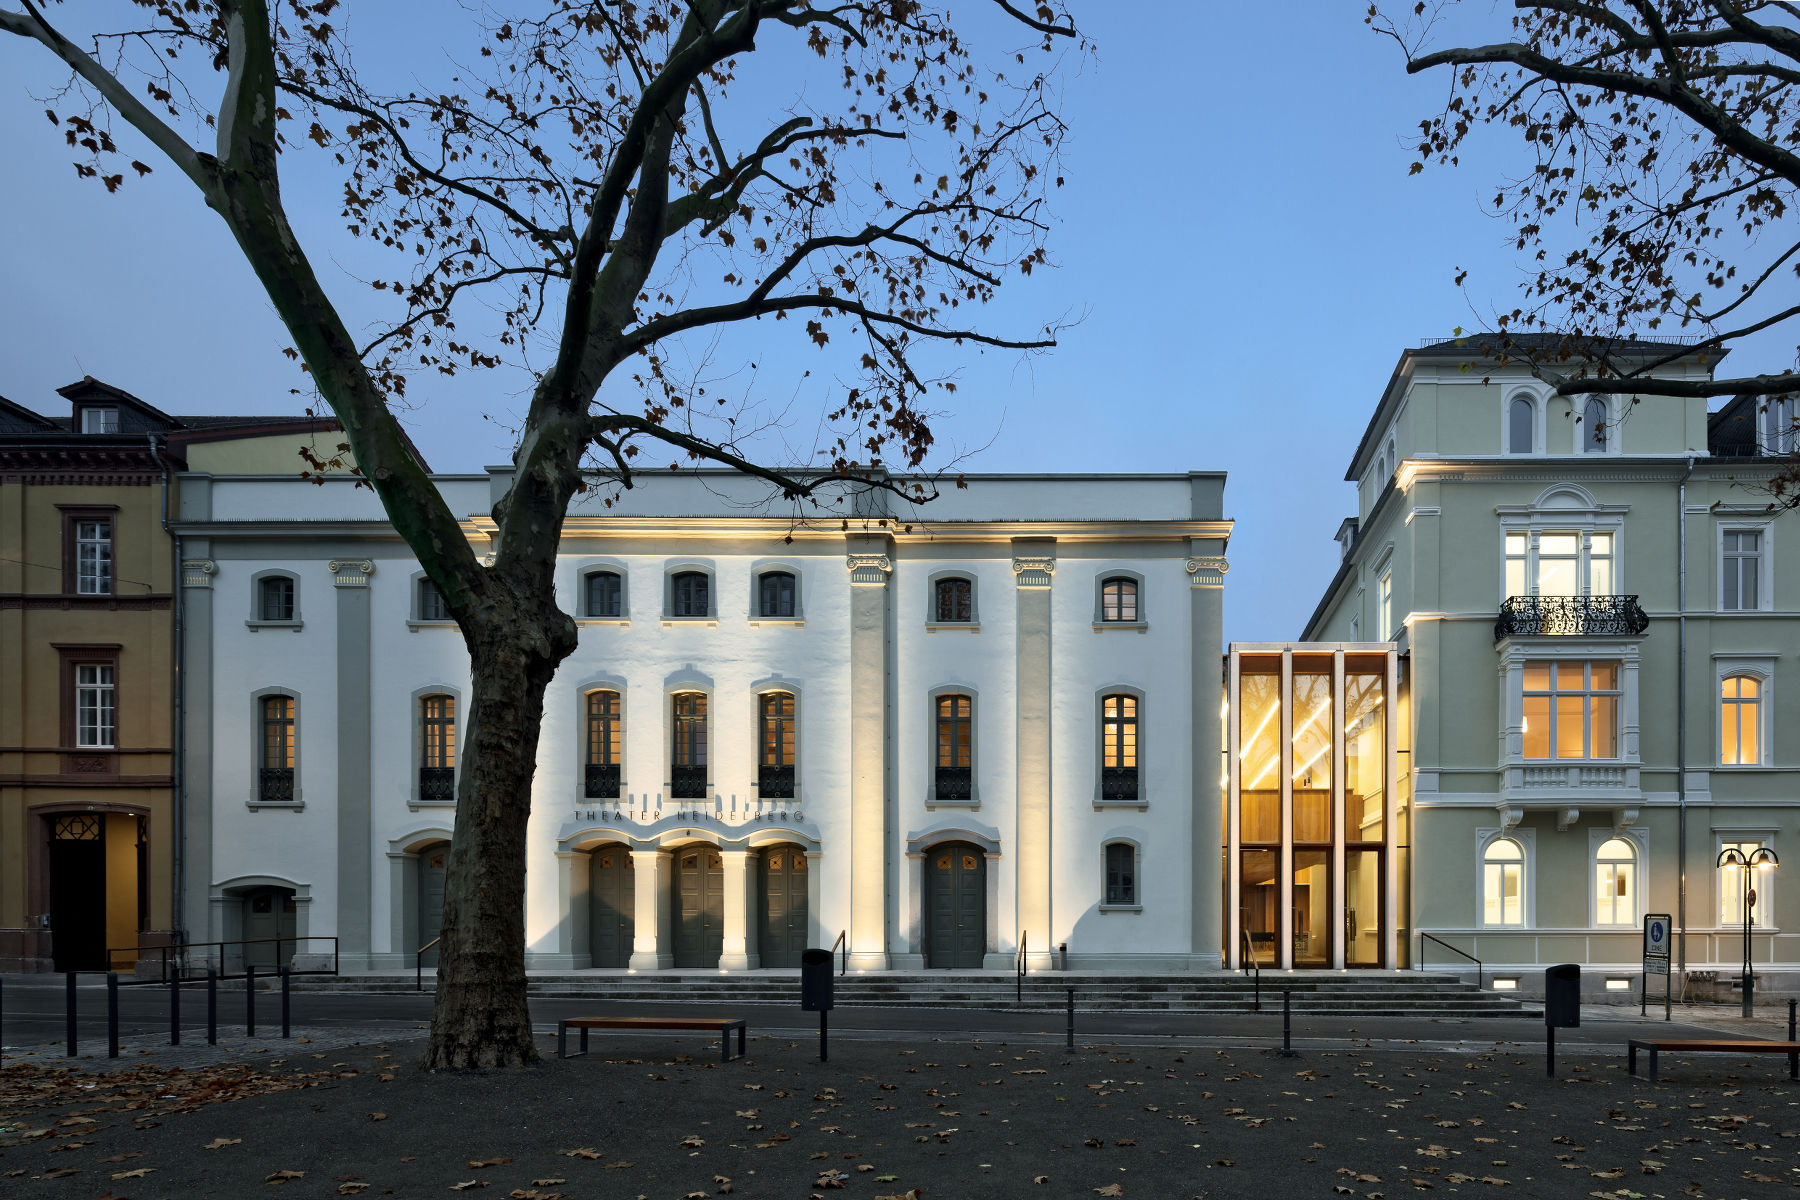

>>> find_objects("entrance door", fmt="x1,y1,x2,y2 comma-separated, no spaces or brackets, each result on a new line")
589,844,636,968
243,887,296,968
1239,848,1277,968
673,847,724,967
48,814,106,972
418,845,449,967
757,844,809,968
925,842,986,969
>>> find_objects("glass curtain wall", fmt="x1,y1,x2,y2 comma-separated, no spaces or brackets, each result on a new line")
1237,666,1281,966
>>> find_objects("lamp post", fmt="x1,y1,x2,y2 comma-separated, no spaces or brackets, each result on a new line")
1717,846,1780,1018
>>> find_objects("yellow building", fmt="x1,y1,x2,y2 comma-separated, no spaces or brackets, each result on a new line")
0,378,343,972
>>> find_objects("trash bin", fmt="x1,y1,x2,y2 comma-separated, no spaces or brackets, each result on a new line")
800,948,835,1012
1544,963,1581,1028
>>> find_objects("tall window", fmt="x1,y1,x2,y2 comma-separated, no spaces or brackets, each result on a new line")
1722,531,1761,611
1581,397,1609,453
1594,837,1636,926
1719,838,1772,924
1482,837,1525,927
671,692,708,797
1100,577,1139,623
1376,569,1393,641
259,575,295,622
1104,842,1137,906
934,693,973,801
934,577,973,623
1100,693,1138,801
1720,675,1762,765
758,571,797,618
671,571,710,617
418,577,450,621
1508,397,1534,454
584,690,621,798
1503,530,1614,596
76,664,116,748
80,406,119,434
420,694,456,801
1762,396,1797,455
260,695,296,802
1522,661,1619,759
584,571,623,618
759,692,796,797
76,519,112,595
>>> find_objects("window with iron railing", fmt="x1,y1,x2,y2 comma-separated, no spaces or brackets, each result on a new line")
585,690,621,797
935,693,973,801
1100,693,1139,801
672,691,708,797
260,694,296,802
759,692,795,797
421,693,456,800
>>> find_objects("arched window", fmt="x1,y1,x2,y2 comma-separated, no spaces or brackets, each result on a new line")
671,692,708,797
1386,436,1397,476
1508,397,1535,454
1100,693,1139,801
584,690,621,798
670,571,710,618
1581,397,1608,453
258,575,295,622
584,570,623,619
758,571,797,618
1482,837,1525,927
1104,842,1138,907
1720,674,1762,765
420,694,456,802
934,693,973,800
934,576,974,623
259,694,295,803
1100,577,1139,623
1594,837,1636,926
759,692,796,797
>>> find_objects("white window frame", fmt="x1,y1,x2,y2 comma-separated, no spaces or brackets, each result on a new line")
76,663,116,749
1577,394,1618,454
1589,827,1646,928
1717,523,1772,612
80,406,119,434
1714,656,1774,768
75,519,112,595
1376,566,1393,641
1504,390,1540,455
1714,832,1777,928
1496,485,1628,601
1520,659,1624,761
1757,396,1797,456
1476,828,1535,928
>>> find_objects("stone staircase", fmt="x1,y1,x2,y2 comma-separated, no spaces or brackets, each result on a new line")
301,971,1528,1017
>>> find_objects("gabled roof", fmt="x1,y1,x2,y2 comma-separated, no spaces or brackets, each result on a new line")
0,394,57,431
56,376,183,428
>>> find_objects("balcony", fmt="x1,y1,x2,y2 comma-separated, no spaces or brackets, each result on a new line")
758,763,795,798
584,762,620,799
1100,765,1139,803
934,765,973,803
419,766,455,803
1494,595,1648,641
671,764,708,799
258,767,295,804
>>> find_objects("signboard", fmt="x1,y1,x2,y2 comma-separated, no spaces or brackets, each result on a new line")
1642,913,1673,1018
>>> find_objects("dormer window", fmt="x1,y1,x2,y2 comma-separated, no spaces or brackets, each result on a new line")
80,407,119,434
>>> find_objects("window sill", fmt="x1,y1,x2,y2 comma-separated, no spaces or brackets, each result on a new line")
924,623,980,633
408,799,457,810
1093,797,1148,811
661,617,718,628
246,799,305,811
406,619,458,631
1091,621,1148,633
1098,904,1143,914
926,797,979,810
575,617,630,627
245,619,304,632
748,618,805,627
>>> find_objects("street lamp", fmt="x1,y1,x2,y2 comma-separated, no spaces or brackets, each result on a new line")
1716,845,1780,1017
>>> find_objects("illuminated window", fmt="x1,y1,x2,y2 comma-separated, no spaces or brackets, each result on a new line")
1100,693,1139,801
1718,838,1774,925
584,690,621,798
260,695,296,803
1502,529,1614,597
1482,837,1525,927
1720,675,1762,765
759,692,796,798
419,693,456,803
1522,661,1619,759
935,693,973,801
1594,837,1636,926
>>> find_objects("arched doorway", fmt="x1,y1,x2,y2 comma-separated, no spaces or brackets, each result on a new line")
757,843,809,968
243,886,297,969
672,846,724,968
588,843,636,968
924,841,986,969
416,842,449,967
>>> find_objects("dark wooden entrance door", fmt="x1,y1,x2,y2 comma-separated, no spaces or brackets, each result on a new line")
925,841,986,969
589,844,636,968
673,847,724,967
48,813,106,972
757,844,809,968
243,887,296,968
417,845,448,967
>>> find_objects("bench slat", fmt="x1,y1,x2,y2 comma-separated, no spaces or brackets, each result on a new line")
563,1017,742,1031
1629,1039,1800,1053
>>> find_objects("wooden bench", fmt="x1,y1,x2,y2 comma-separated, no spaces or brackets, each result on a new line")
557,1016,747,1063
1627,1038,1800,1083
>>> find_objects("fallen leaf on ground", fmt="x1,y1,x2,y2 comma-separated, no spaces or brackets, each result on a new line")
370,1113,387,1122
267,1169,305,1183
338,1185,370,1196
98,1151,143,1162
560,1148,600,1160
469,1158,513,1168
449,1183,488,1192
1095,1186,1125,1198
204,1138,242,1151
110,1167,153,1180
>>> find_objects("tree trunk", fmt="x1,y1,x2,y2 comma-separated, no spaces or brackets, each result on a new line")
421,599,572,1069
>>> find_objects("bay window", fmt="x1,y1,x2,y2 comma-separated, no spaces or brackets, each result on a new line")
1522,661,1619,760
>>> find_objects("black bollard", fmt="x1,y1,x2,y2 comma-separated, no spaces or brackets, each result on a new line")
65,972,77,1057
169,972,181,1045
1789,999,1797,1082
1065,987,1075,1052
280,966,290,1039
819,1009,828,1063
1274,987,1300,1057
107,972,119,1058
246,963,256,1039
1,976,5,1068
207,968,218,1046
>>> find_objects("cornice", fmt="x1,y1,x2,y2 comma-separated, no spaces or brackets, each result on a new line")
0,594,172,611
480,516,1233,542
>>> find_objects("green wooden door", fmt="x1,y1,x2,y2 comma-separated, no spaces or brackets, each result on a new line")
925,842,986,969
757,844,808,968
588,845,635,968
673,848,724,967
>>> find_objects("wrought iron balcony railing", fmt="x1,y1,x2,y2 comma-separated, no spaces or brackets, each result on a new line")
758,763,795,798
671,764,708,799
258,767,295,804
934,765,973,802
1494,594,1649,641
419,766,456,802
1101,765,1140,802
584,762,620,799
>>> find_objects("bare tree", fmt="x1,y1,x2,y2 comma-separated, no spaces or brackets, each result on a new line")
1371,1,1800,407
0,0,1078,1067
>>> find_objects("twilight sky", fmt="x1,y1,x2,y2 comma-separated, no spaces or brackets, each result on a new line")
3,4,1790,643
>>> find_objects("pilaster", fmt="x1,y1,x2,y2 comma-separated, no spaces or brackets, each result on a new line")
628,848,674,970
331,559,374,965
1013,537,1056,971
1186,550,1227,969
846,539,892,970
179,558,216,946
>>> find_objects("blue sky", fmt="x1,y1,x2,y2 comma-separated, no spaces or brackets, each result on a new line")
3,4,1788,642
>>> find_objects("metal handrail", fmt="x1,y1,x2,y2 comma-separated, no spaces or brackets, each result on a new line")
104,936,338,985
416,936,442,992
1418,932,1484,989
831,929,847,976
1016,931,1027,1003
1239,914,1261,1012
